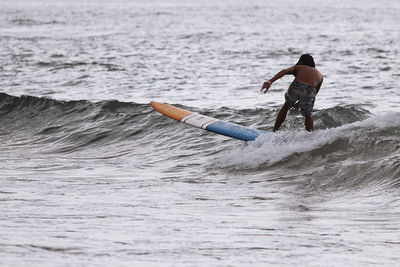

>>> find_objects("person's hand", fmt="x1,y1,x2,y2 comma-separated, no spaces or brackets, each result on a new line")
261,80,272,93
290,102,299,113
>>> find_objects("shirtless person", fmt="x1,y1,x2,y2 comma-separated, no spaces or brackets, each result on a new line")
261,54,323,132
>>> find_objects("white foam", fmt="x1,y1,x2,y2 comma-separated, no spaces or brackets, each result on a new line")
216,113,400,169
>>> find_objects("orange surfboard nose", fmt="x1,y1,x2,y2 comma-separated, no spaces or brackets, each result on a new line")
150,101,192,121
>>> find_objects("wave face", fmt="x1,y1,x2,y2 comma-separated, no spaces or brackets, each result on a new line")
1,92,399,191
217,113,400,189
0,92,154,155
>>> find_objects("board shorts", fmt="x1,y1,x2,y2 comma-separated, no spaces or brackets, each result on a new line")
285,80,316,117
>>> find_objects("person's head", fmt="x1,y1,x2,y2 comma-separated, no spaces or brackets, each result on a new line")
296,54,315,68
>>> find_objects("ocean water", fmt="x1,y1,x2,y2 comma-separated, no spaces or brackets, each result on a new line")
1,0,400,266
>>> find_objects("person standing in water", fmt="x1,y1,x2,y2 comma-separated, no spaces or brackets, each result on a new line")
261,54,323,132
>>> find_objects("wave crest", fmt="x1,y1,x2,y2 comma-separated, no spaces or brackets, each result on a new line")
216,113,400,188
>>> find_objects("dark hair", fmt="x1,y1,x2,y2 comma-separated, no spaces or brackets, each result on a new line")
296,54,315,68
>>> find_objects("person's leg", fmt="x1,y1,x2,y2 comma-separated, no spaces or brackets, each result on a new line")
305,114,313,131
299,95,315,132
273,103,289,132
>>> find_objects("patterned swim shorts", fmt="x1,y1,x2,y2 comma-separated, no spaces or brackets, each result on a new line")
285,80,316,117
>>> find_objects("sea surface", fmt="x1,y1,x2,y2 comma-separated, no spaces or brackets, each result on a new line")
1,0,400,266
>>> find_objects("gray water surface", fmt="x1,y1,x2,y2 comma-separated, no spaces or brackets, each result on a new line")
1,0,400,266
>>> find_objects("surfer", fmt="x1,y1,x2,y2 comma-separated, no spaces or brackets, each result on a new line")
261,54,323,132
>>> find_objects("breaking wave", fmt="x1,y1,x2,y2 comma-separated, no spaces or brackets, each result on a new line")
1,92,399,189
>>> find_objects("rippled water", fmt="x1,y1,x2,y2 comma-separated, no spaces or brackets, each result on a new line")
1,0,400,266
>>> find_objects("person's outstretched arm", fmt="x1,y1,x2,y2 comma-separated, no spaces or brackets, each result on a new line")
261,66,295,93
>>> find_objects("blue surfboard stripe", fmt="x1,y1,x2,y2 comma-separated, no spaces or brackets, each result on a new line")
205,121,266,141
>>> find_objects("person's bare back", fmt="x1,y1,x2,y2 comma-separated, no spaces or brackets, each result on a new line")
293,65,323,88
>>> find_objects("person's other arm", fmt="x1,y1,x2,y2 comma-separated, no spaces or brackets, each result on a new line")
261,66,295,93
315,78,323,95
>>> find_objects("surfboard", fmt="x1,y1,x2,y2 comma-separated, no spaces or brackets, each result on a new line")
150,102,267,141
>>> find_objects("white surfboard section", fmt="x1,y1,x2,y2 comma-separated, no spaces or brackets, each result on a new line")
180,113,219,129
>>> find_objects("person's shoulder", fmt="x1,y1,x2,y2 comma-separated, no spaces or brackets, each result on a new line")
282,65,296,74
294,65,312,70
294,65,311,73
